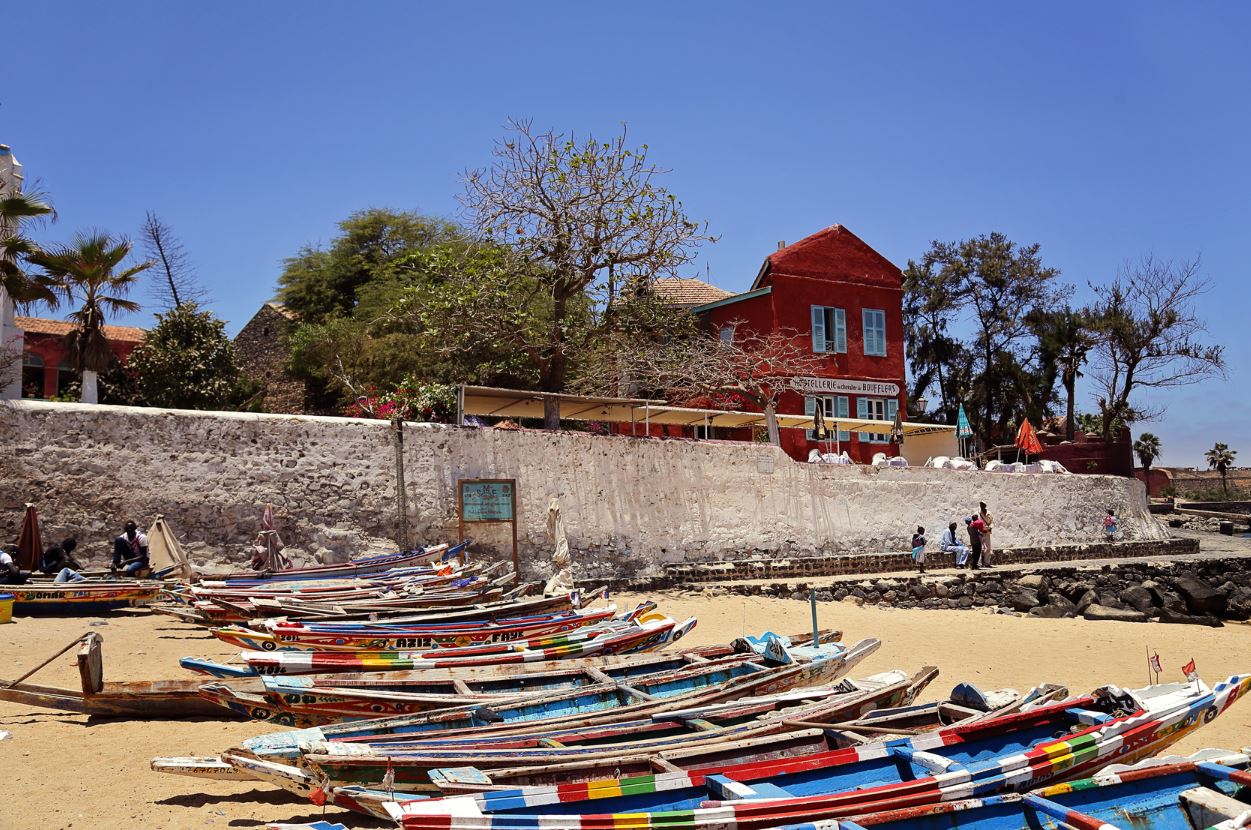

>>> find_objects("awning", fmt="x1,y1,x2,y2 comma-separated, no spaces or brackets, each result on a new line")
458,386,955,436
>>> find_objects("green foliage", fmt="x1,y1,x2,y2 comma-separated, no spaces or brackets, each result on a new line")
126,302,250,409
904,233,1064,443
276,209,463,323
344,379,456,422
1133,432,1162,472
1205,442,1238,494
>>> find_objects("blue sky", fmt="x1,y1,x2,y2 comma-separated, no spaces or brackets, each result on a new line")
4,2,1246,466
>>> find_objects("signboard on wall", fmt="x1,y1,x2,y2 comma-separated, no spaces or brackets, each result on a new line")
457,478,519,583
460,480,516,522
791,377,900,397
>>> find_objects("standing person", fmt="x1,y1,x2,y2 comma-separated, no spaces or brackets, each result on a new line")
965,515,985,571
111,521,150,577
1103,509,1119,539
940,522,968,567
978,502,994,566
911,526,927,574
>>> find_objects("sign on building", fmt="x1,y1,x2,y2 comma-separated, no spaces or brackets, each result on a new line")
790,377,900,397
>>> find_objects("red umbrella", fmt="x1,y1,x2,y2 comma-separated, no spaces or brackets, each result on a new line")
1015,418,1044,456
16,503,42,571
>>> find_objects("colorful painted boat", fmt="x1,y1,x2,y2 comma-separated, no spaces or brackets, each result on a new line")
183,608,698,678
7,581,161,610
205,544,463,584
209,605,621,652
376,672,1251,830
209,663,926,801
786,749,1251,830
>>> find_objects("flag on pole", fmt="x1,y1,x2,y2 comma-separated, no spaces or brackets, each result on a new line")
889,404,905,446
1182,658,1197,680
1150,653,1162,675
956,404,973,438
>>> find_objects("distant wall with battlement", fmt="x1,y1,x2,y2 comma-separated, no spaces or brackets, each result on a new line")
0,400,1167,579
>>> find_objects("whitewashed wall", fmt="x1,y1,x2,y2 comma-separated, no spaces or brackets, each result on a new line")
0,400,1164,578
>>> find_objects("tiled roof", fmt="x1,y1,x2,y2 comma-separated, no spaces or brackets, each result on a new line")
16,316,146,342
265,302,299,320
652,278,734,307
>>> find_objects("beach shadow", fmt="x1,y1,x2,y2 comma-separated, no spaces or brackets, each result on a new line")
156,787,301,809
0,713,84,726
228,810,389,828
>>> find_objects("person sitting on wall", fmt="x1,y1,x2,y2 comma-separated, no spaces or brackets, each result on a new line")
0,544,29,585
111,521,150,577
939,522,968,566
41,538,86,583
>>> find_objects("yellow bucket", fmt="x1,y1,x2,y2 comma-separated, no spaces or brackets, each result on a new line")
0,593,13,623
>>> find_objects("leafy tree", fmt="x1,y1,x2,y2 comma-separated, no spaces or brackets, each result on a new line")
126,302,250,410
904,233,1063,443
277,209,462,323
458,119,715,428
1205,442,1237,496
1133,432,1162,476
28,232,151,403
0,183,58,308
1030,307,1097,441
1090,256,1225,442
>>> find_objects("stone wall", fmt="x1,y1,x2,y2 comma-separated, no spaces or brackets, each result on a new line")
0,400,1167,578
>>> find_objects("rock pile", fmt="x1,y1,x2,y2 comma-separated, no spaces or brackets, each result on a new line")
829,558,1251,626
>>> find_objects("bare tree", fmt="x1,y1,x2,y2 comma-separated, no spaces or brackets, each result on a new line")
574,324,829,446
141,211,207,309
1090,255,1225,441
460,119,715,428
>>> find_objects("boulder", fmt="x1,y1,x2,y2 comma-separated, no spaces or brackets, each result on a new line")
957,596,974,608
934,583,950,599
1224,586,1251,621
1118,585,1155,615
1004,588,1041,613
1173,577,1228,615
1063,581,1095,602
1075,589,1100,614
909,583,932,600
1083,604,1148,623
1157,608,1224,627
1017,574,1051,599
1029,603,1074,619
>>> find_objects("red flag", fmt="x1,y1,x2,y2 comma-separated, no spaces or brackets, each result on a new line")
1182,658,1197,679
309,785,326,806
1014,418,1044,455
1150,653,1162,674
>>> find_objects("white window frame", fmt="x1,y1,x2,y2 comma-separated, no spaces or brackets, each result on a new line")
810,306,847,354
862,309,887,357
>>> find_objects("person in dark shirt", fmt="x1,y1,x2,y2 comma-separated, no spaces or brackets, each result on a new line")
111,521,150,576
42,538,86,582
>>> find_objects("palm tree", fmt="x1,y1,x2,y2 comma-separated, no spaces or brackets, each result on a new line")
1133,432,1162,476
27,232,151,403
0,188,59,307
1204,442,1238,496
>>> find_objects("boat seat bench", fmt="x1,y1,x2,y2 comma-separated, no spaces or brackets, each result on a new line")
705,775,793,800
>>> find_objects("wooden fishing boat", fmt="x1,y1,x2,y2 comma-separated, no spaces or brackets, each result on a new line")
205,544,462,584
376,672,1251,830
0,633,238,718
212,664,932,805
209,605,621,653
199,635,875,727
5,581,161,611
815,749,1251,830
183,607,698,678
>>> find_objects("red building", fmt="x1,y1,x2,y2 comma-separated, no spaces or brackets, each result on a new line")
17,316,145,399
691,225,909,463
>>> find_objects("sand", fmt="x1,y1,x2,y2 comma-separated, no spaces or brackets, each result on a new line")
2,594,1250,830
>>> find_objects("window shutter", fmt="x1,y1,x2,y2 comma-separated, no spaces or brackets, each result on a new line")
887,398,899,420
857,396,870,442
804,395,816,441
837,395,850,442
811,306,826,353
834,308,847,353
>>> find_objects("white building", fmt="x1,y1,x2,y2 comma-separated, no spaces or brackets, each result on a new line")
0,144,25,400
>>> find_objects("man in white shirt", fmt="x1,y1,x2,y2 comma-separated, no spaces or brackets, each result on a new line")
939,522,968,567
0,545,28,585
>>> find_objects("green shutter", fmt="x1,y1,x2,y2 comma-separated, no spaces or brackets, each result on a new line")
804,395,816,441
837,395,850,442
834,308,847,353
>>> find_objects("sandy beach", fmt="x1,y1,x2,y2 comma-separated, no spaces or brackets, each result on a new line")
2,592,1250,830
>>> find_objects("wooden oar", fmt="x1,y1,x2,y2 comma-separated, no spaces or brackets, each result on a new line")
4,634,89,688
